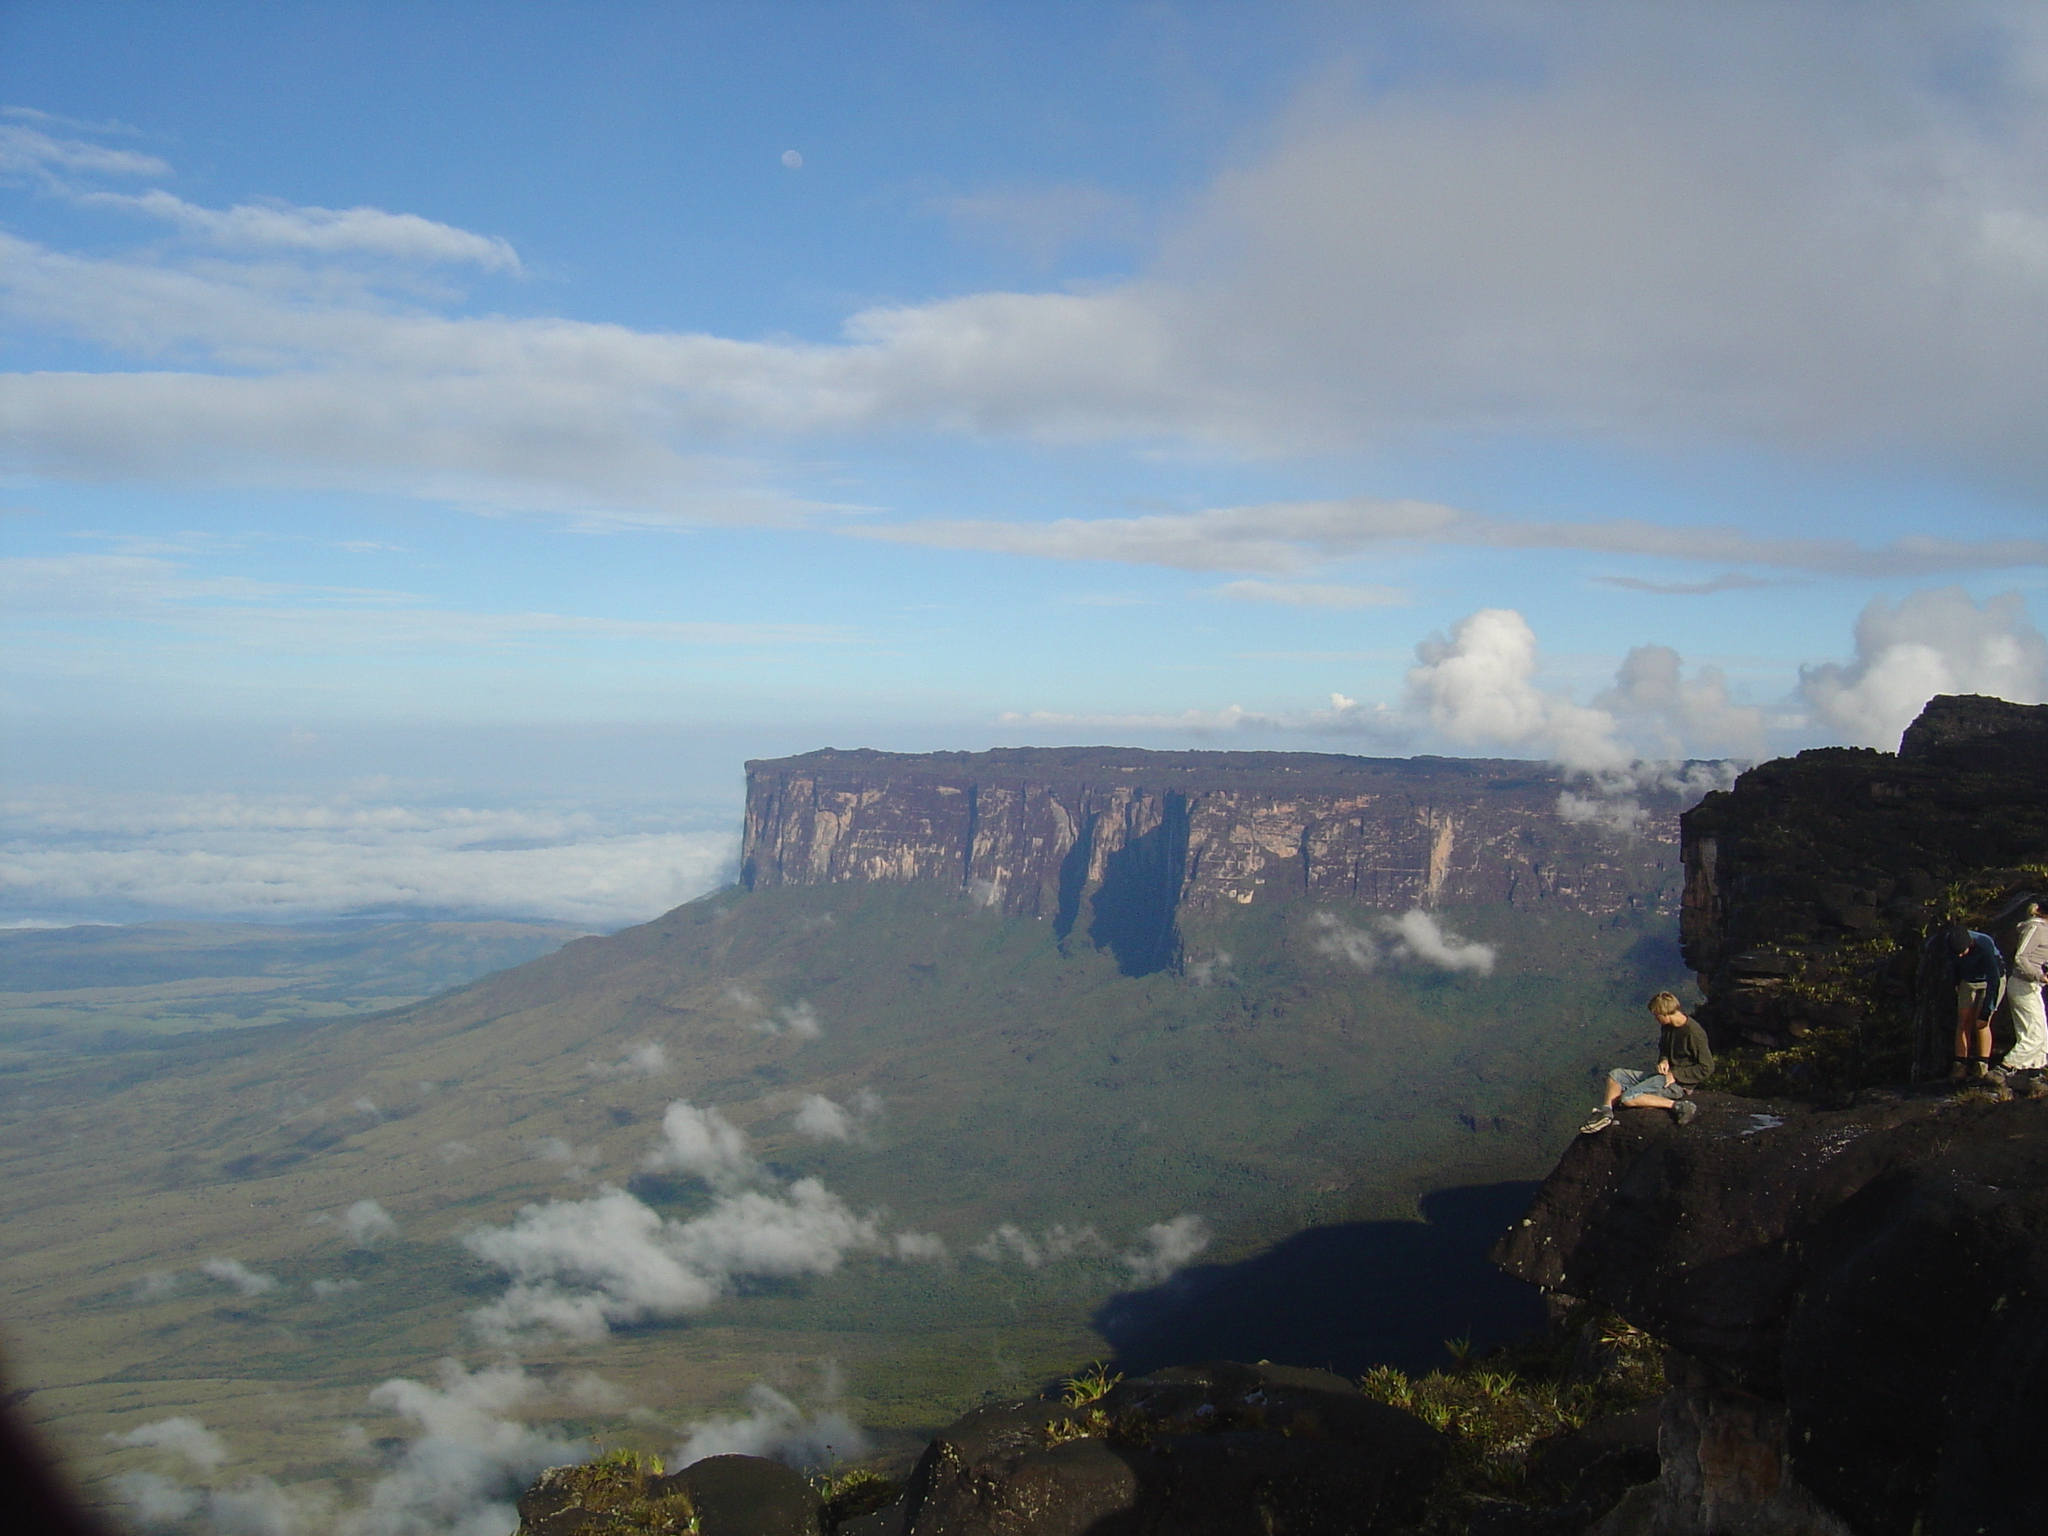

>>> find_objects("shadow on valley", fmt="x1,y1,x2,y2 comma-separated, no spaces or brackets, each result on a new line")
1095,1182,1544,1379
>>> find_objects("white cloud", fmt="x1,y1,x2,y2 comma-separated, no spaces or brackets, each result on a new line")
108,1416,227,1474
14,17,2048,518
1798,587,2048,747
776,1001,823,1040
200,1256,281,1298
1309,908,1496,975
1122,1215,1211,1286
341,1199,400,1248
464,1179,883,1345
1308,911,1383,972
672,1382,868,1473
76,187,521,269
969,1223,1108,1267
586,1040,670,1079
1382,910,1496,976
640,1101,762,1189
790,1090,880,1143
1595,644,1767,761
134,1270,178,1302
312,1278,364,1299
107,1360,590,1536
1404,608,1626,771
0,122,168,178
0,785,736,927
891,1231,948,1262
347,1360,584,1536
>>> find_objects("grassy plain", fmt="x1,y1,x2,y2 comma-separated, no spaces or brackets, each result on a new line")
0,920,586,1054
0,885,1674,1522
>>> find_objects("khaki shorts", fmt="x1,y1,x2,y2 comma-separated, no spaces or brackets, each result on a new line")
1958,981,1988,1011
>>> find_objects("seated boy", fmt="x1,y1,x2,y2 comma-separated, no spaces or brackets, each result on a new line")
1580,991,1715,1133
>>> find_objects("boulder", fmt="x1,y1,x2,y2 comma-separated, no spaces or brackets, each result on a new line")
845,1360,1442,1535
1494,1089,2048,1535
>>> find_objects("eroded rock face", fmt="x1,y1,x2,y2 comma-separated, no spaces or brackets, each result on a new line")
1494,1090,2048,1536
846,1360,1443,1536
742,748,1688,973
1680,695,2048,1063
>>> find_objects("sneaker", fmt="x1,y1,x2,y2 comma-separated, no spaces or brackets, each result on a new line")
1672,1100,1698,1126
1970,1059,1991,1081
1579,1106,1615,1134
1949,1061,1969,1082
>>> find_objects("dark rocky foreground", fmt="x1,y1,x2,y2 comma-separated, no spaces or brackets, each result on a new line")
1496,1087,2048,1536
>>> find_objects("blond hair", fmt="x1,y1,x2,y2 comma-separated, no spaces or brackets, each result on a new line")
1648,991,1683,1020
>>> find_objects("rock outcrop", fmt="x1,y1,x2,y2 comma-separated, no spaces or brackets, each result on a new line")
1494,1089,2048,1536
743,748,1689,973
1680,695,2048,1075
843,1360,1443,1536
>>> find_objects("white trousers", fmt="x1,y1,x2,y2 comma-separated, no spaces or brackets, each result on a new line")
2004,976,2048,1071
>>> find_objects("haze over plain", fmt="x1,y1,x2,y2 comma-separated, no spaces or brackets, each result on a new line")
5,1,2048,931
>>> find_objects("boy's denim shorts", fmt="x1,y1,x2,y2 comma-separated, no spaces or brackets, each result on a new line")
1609,1067,1684,1103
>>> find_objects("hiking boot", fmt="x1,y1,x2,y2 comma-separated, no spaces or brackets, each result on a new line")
1579,1106,1615,1134
1970,1059,1991,1081
1673,1100,1698,1126
1949,1061,1969,1082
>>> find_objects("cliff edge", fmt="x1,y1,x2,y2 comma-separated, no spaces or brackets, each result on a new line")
742,747,1688,974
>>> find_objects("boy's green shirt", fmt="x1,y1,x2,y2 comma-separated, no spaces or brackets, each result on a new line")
1661,1019,1715,1086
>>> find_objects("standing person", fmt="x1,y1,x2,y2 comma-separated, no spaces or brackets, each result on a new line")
1999,899,2048,1085
1580,992,1715,1133
1948,926,2005,1081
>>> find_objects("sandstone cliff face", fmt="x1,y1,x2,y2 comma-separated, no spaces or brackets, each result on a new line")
1679,695,2048,1076
742,748,1686,973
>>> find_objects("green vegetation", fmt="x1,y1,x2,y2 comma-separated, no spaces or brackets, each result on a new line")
523,1449,699,1534
0,917,584,1054
1359,1308,1667,1533
3,885,1677,1514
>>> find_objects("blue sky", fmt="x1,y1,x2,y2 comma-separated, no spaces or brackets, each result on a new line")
4,1,2047,925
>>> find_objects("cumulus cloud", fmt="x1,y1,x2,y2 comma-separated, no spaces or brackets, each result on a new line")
108,1416,227,1474
1798,587,2048,747
1309,909,1496,975
466,1104,911,1343
133,1269,178,1302
640,1101,762,1189
1595,643,1767,762
348,1360,586,1536
340,1199,400,1248
312,1278,364,1299
108,1360,589,1536
200,1256,281,1298
891,1231,948,1262
790,1090,880,1143
1382,910,1496,976
1405,609,1626,772
1122,1215,1212,1286
586,1040,670,1079
672,1381,868,1473
465,1179,883,1345
0,785,737,927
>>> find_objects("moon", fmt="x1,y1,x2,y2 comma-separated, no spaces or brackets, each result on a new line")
780,150,803,169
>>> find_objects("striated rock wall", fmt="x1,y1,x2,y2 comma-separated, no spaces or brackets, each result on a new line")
741,747,1689,971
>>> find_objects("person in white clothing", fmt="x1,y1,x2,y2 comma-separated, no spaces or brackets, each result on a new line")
2002,897,2048,1080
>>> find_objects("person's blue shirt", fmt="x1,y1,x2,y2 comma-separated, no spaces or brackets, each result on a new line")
1951,931,2004,988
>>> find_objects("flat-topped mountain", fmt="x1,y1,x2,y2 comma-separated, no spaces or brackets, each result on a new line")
743,748,1690,974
